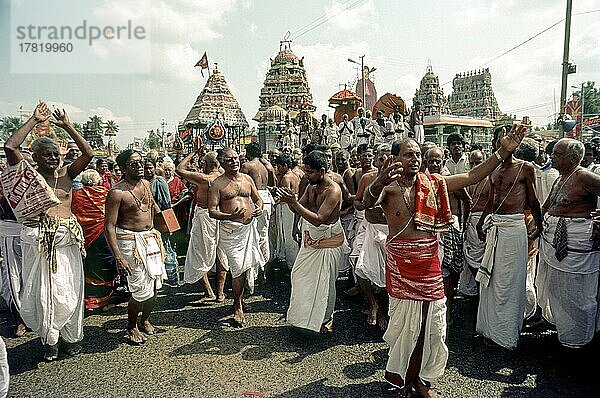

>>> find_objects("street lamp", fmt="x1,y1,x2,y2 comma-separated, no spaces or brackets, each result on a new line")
348,56,366,109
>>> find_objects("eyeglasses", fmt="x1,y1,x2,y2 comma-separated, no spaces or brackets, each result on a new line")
427,159,443,164
223,156,239,162
126,159,143,167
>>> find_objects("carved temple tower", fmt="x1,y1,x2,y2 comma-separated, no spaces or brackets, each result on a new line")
413,63,451,116
447,68,503,120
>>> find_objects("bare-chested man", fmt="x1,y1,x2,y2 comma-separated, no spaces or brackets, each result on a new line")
363,125,525,397
208,148,264,327
273,154,300,268
277,150,343,333
105,150,166,345
177,148,226,303
335,149,356,276
460,150,490,299
473,123,542,350
537,138,600,347
241,142,273,266
353,144,390,330
3,103,93,360
424,147,471,324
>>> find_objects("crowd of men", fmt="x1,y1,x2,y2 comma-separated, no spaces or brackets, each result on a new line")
0,101,599,398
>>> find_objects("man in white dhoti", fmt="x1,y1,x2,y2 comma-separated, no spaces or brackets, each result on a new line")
364,126,525,396
106,150,167,345
537,139,600,347
241,142,273,269
0,201,26,337
2,103,93,361
177,149,226,303
460,150,489,299
273,155,300,268
209,148,265,327
475,124,542,350
277,151,344,333
335,150,356,276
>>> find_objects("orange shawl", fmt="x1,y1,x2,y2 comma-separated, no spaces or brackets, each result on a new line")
413,173,452,233
72,186,109,249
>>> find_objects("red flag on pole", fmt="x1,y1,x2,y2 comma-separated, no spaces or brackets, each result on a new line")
195,52,209,77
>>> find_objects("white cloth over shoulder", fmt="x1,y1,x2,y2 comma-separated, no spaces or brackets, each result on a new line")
0,220,23,310
287,220,345,332
256,189,273,265
20,222,85,346
355,222,388,287
476,213,527,350
274,203,299,268
184,206,218,284
218,220,264,293
116,227,166,302
537,215,599,347
384,297,448,386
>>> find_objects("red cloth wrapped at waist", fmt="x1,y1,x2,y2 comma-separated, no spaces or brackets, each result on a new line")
72,186,108,249
385,236,444,301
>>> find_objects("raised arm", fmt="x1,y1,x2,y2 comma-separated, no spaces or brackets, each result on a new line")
445,124,526,192
51,108,94,179
4,102,49,165
176,149,204,185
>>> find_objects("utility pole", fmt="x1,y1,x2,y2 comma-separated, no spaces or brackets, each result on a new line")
360,55,365,110
580,82,585,136
160,118,166,151
559,0,574,138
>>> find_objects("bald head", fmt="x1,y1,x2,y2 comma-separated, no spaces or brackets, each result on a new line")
469,150,484,168
425,147,445,174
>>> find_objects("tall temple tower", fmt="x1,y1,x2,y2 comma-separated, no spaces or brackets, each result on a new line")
182,65,248,150
413,62,451,116
448,68,503,120
254,39,315,151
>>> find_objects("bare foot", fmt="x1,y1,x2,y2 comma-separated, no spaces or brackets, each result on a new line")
367,306,378,326
413,380,442,398
127,328,147,345
140,320,156,335
377,310,389,332
232,309,244,328
191,295,217,306
15,323,27,337
320,319,333,334
43,343,59,362
216,294,225,303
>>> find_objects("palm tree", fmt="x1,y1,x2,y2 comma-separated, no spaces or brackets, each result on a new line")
104,120,119,136
88,115,103,135
0,116,23,141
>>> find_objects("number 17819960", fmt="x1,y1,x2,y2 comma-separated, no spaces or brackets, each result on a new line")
19,42,73,52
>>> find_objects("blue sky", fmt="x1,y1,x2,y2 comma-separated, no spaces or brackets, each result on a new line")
1,0,599,147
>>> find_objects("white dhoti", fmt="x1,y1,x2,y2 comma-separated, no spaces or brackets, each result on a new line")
116,228,166,303
459,212,484,296
355,222,388,288
413,125,425,144
338,212,355,275
0,337,7,398
274,203,299,268
217,220,264,293
20,221,85,345
184,207,218,284
476,214,527,349
349,210,366,267
287,221,345,332
0,220,23,310
537,215,599,347
256,190,273,266
384,297,448,385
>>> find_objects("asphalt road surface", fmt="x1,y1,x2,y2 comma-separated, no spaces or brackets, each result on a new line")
5,276,599,398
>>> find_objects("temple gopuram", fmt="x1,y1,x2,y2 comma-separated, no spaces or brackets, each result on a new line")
254,39,315,151
448,68,503,120
413,63,451,116
182,65,248,151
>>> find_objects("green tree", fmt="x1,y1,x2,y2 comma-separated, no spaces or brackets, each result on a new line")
72,122,83,134
575,81,600,115
104,120,119,135
0,116,23,140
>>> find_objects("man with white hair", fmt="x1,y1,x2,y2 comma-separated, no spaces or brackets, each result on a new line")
537,138,600,347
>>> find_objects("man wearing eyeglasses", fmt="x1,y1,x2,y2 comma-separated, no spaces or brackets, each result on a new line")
208,148,264,327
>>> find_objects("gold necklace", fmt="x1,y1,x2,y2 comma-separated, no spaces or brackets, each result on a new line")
126,181,151,212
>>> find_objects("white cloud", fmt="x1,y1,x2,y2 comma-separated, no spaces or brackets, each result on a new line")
324,0,375,31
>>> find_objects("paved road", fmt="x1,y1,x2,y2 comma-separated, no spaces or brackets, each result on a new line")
5,278,599,397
